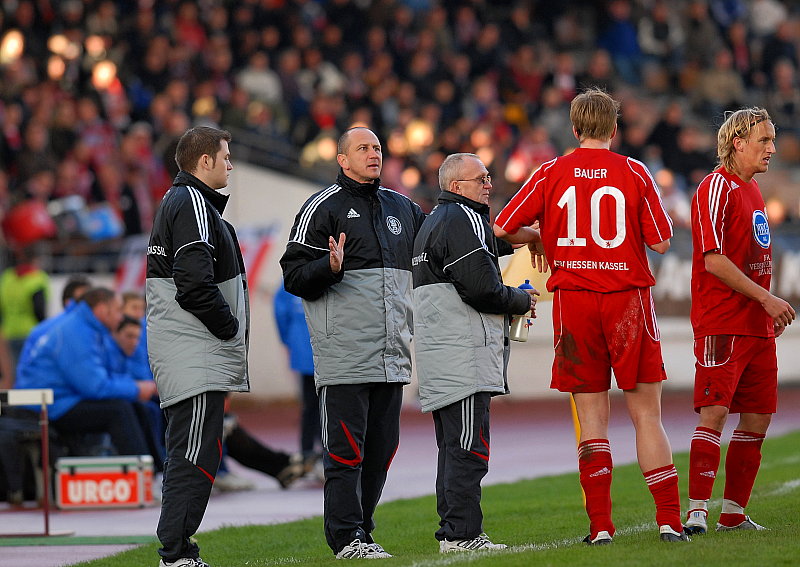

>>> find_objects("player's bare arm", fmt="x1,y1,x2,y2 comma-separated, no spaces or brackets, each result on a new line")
648,239,671,254
493,224,548,273
493,224,537,244
704,251,795,328
329,232,346,273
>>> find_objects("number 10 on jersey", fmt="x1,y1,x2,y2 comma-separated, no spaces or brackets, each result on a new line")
556,185,626,249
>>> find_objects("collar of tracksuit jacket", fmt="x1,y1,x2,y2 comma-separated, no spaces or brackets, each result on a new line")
336,169,381,196
436,189,490,214
173,170,230,214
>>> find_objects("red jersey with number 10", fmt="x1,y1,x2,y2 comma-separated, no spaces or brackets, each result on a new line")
690,167,774,339
495,148,673,292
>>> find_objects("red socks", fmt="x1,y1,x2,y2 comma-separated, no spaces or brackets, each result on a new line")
578,439,614,538
644,464,682,532
719,430,765,527
688,426,721,501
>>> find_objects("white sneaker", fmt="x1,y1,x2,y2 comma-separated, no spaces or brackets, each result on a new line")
214,472,256,492
439,533,507,553
335,539,388,559
159,558,210,567
365,542,392,558
684,508,708,535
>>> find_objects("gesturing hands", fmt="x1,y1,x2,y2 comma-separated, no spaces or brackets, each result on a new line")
329,232,346,273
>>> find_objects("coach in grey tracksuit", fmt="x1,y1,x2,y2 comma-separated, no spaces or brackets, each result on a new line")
280,127,425,558
147,127,249,567
412,153,535,549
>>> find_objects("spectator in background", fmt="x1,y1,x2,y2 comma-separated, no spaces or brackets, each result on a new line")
725,21,757,88
106,315,164,471
749,0,788,40
760,21,798,85
597,0,642,85
14,287,155,457
647,101,686,172
578,49,618,94
638,0,685,74
0,248,50,368
120,292,158,384
684,0,724,69
215,410,306,492
273,279,321,470
766,59,800,133
119,290,167,465
15,121,58,185
692,49,746,118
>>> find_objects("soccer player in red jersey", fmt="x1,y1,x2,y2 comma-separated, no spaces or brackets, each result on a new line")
494,88,688,544
684,108,795,535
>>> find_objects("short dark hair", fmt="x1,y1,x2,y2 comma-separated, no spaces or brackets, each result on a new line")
175,126,231,173
117,315,141,332
81,287,116,308
62,276,91,307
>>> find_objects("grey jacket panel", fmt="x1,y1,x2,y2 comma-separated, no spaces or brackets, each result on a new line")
303,267,413,388
147,275,250,407
413,283,510,413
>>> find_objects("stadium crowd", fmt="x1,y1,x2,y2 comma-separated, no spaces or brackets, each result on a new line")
0,0,799,256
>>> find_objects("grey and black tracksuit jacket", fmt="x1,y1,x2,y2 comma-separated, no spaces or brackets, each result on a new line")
146,170,250,562
280,171,426,388
146,171,250,407
412,190,531,413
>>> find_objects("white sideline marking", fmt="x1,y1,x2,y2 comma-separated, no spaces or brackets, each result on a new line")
244,558,301,565
763,479,800,496
405,523,655,567
760,455,800,470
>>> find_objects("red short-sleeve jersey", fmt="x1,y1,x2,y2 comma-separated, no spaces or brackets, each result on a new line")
690,167,774,339
495,148,673,292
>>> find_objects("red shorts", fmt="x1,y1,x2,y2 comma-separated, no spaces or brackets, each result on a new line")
693,334,777,414
550,288,667,393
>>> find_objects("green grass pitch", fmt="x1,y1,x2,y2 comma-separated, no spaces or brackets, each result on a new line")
76,430,800,566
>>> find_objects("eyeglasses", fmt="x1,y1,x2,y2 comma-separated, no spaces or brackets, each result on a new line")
456,174,492,185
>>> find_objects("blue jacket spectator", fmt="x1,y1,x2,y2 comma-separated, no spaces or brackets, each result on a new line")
274,280,319,460
104,320,153,382
14,288,153,457
16,300,139,420
273,281,314,376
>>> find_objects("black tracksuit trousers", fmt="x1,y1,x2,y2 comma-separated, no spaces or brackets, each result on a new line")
157,391,225,562
432,392,491,542
319,382,402,554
